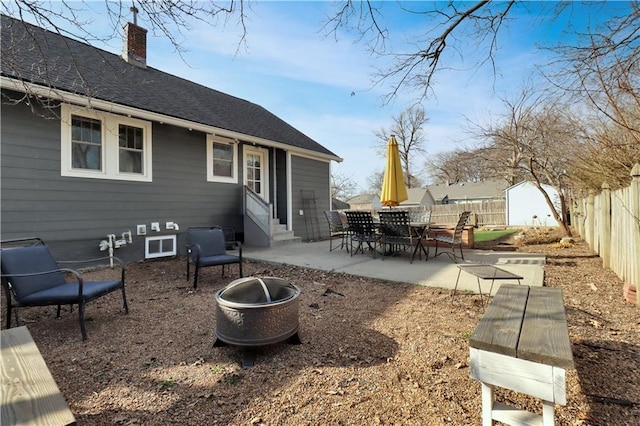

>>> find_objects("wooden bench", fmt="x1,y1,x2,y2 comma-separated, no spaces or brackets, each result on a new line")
469,284,574,426
1,326,76,425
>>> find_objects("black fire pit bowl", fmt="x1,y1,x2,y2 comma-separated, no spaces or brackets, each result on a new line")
214,277,301,367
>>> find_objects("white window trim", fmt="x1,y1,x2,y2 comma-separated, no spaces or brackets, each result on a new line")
145,235,177,259
206,134,238,183
60,103,153,182
243,145,269,201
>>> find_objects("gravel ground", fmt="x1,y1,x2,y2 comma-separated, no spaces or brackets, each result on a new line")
2,237,639,425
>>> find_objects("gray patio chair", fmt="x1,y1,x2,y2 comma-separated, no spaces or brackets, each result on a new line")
324,210,349,252
434,211,472,263
186,227,243,288
1,237,128,341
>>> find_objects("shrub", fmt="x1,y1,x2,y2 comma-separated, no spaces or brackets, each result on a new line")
516,227,565,245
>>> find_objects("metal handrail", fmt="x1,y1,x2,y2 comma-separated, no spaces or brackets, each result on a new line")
244,186,272,235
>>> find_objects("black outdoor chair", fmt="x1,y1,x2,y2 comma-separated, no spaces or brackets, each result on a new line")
344,211,380,257
379,210,428,263
434,211,472,263
186,227,243,288
0,237,128,341
324,210,349,252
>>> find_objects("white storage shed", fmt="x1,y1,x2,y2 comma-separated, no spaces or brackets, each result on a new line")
505,181,562,226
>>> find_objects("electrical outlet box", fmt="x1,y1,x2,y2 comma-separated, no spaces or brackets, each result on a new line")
151,222,160,232
137,224,147,235
299,210,304,216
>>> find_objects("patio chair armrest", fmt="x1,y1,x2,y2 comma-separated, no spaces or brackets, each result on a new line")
2,268,85,295
185,243,202,260
60,268,85,296
59,256,125,283
58,256,123,266
1,268,78,279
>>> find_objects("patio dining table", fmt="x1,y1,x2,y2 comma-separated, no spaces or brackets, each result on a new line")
409,221,432,260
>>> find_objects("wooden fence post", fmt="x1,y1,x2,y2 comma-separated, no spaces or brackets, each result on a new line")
573,197,585,238
586,190,595,248
600,183,611,269
631,164,640,306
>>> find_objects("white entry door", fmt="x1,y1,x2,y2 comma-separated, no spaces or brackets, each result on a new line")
243,146,269,201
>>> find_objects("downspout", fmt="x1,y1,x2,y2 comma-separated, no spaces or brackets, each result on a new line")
286,151,293,232
272,147,277,218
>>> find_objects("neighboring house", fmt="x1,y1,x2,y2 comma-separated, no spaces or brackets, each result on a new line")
346,193,376,211
427,180,507,204
0,15,341,261
371,187,435,209
505,181,562,226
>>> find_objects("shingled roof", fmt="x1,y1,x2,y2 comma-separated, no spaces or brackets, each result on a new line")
0,15,339,159
427,180,507,203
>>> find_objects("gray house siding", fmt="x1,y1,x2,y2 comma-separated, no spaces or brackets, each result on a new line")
290,155,330,241
1,96,243,261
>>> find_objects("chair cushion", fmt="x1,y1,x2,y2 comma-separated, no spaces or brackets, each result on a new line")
18,280,123,306
1,245,67,299
197,254,240,267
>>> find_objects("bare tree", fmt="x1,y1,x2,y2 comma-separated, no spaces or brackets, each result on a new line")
330,171,358,201
323,1,531,102
468,88,542,186
374,105,428,188
2,1,552,106
551,4,640,191
523,104,578,236
471,90,578,235
426,149,491,184
4,1,627,109
571,118,640,191
366,170,384,194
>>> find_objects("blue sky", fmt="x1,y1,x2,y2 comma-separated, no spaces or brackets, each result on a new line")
10,1,633,193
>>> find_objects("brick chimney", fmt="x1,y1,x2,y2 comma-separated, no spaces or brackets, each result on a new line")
122,21,147,68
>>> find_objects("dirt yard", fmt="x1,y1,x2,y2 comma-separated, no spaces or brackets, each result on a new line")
2,237,639,425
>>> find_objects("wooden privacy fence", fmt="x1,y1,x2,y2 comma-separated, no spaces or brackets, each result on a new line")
374,201,506,227
572,164,640,306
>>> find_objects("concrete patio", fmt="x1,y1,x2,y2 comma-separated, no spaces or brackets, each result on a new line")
244,240,545,296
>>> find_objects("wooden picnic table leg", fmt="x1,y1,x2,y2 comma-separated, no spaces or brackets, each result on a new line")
481,382,494,425
542,400,555,426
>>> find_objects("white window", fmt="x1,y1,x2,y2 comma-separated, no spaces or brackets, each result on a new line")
61,104,152,182
145,235,177,259
206,135,238,183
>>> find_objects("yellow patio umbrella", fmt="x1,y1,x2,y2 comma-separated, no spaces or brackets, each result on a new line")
380,135,408,207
